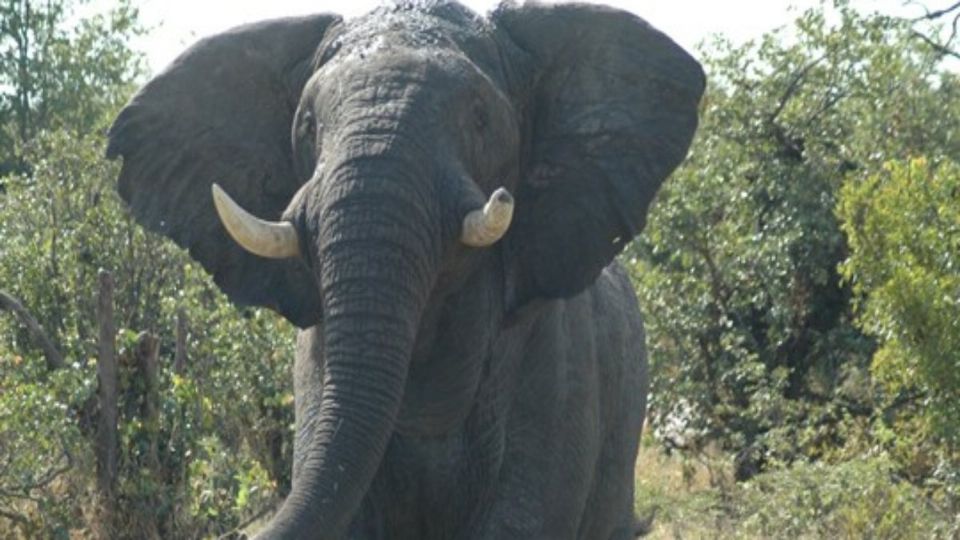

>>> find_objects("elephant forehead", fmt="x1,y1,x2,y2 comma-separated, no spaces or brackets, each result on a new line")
322,10,452,66
316,3,498,78
345,2,486,47
310,46,499,122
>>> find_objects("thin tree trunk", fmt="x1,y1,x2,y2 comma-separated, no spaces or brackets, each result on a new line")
0,290,64,370
174,308,187,374
95,269,118,535
14,0,33,142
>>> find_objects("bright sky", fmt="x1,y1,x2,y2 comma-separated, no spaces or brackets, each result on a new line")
98,0,922,75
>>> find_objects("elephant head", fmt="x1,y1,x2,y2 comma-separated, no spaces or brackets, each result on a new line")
107,2,703,537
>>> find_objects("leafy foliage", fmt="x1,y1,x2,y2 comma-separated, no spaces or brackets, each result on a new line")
0,0,145,175
629,2,960,479
0,129,297,536
836,157,960,510
0,1,296,536
0,358,90,537
838,158,960,438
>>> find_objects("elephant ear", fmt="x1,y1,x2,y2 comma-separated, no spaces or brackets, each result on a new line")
494,2,704,299
106,15,341,328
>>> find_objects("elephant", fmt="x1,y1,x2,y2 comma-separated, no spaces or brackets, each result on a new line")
106,1,703,538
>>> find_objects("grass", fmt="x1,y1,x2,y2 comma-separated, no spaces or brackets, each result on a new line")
634,438,734,539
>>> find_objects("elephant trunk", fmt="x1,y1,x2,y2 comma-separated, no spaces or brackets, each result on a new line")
256,158,438,539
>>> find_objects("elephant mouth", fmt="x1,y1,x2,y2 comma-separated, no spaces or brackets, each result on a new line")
211,182,515,260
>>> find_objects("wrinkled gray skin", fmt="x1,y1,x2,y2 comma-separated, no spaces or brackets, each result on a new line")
107,2,703,538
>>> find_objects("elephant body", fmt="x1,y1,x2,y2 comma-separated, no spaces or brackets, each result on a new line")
295,263,647,539
107,2,702,538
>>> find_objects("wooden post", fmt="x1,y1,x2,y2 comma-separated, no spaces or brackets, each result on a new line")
95,270,118,510
137,331,160,469
135,331,161,539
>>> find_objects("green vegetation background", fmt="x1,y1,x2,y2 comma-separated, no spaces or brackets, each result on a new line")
0,1,957,537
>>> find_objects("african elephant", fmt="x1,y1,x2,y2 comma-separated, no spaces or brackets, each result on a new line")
106,1,703,538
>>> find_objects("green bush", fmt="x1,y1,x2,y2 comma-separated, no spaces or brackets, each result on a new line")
637,449,957,539
737,457,951,539
0,1,303,534
837,157,960,521
839,158,960,442
0,127,297,536
628,2,960,472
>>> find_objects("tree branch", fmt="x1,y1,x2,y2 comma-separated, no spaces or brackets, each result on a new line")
911,29,960,59
3,438,73,494
907,2,960,58
767,55,827,125
0,290,64,370
216,503,276,540
909,1,960,21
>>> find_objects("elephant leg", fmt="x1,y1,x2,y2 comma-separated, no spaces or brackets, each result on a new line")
578,348,647,540
469,303,603,540
581,269,649,540
467,394,601,539
472,273,646,540
345,496,385,540
578,422,644,540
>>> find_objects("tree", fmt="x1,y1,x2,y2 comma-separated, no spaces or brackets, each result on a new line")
628,2,960,472
838,157,959,489
0,0,144,175
0,2,297,536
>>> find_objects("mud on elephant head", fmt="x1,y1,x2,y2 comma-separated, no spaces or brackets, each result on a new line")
107,1,703,538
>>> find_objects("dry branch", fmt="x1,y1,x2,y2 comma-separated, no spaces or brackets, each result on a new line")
909,1,960,21
0,290,64,370
908,1,960,58
911,29,960,58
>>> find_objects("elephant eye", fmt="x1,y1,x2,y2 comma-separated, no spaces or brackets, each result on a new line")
302,111,316,137
472,102,487,133
294,109,321,180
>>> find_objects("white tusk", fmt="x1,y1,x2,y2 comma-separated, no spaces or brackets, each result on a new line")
211,183,301,259
461,187,514,247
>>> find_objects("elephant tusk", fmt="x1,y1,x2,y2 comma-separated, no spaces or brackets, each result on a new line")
461,187,514,247
211,183,301,259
